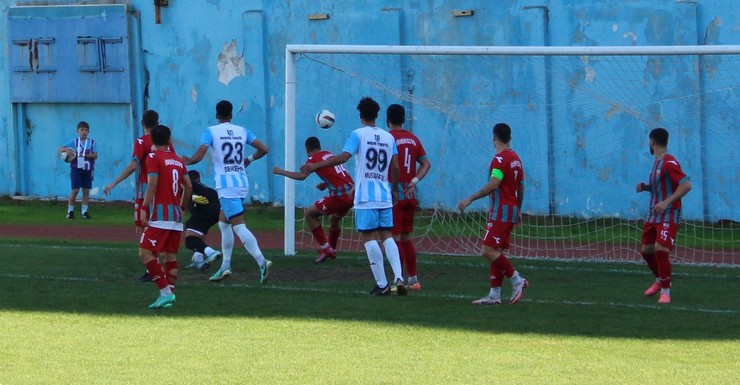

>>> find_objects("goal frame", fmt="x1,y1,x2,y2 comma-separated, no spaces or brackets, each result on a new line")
283,44,740,256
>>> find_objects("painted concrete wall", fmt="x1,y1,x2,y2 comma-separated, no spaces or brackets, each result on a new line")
1,0,738,221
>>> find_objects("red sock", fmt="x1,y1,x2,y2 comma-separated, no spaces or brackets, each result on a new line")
144,259,169,290
490,263,504,288
328,227,340,249
403,240,418,277
311,226,328,247
655,250,672,289
493,254,516,278
641,252,659,277
395,240,406,276
165,261,179,290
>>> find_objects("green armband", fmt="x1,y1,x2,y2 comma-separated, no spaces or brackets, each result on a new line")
491,168,504,180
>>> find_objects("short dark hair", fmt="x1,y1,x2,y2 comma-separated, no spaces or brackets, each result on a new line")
216,100,233,118
77,121,90,130
493,123,512,144
151,125,171,146
649,127,669,146
187,170,200,182
386,104,405,125
305,136,321,151
357,97,380,122
142,110,159,128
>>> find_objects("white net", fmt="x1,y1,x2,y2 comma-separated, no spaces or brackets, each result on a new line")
286,48,740,265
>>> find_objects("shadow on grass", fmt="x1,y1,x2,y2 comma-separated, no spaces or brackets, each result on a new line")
1,237,739,341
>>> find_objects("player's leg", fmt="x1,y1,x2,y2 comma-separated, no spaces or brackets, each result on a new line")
138,228,174,309
378,207,405,295
67,169,81,218
212,215,235,282
392,205,407,278
305,203,333,263
399,233,421,290
653,222,678,304
357,210,389,295
328,214,342,250
482,222,527,304
81,171,92,218
133,200,152,283
184,214,222,270
640,225,661,297
222,198,271,283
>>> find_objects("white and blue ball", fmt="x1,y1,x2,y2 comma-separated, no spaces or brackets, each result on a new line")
316,109,335,129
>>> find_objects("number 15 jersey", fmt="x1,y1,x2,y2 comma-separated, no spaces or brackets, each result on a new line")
200,122,256,198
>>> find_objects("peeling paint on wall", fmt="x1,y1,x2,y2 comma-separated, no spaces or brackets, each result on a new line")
217,39,245,85
191,85,198,102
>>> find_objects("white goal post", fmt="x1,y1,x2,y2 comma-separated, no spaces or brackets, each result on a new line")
283,44,740,263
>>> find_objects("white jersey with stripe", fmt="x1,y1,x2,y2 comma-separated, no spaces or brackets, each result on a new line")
200,122,256,198
342,125,398,209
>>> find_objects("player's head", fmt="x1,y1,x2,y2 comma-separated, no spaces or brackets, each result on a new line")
357,97,380,123
649,128,669,155
187,170,201,183
151,124,171,146
305,136,321,153
76,121,90,138
493,123,512,144
142,110,159,129
216,100,233,121
386,104,405,127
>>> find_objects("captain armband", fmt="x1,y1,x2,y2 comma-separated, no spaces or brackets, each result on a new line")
490,168,504,180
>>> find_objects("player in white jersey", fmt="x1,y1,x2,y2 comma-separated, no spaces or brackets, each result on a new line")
183,100,272,284
301,97,407,296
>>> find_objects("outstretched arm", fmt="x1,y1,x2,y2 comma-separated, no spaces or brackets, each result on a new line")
183,144,209,166
300,152,351,174
273,166,309,181
104,160,138,195
458,177,502,212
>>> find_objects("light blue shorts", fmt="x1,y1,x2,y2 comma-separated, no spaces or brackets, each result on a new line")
355,208,394,233
219,197,245,220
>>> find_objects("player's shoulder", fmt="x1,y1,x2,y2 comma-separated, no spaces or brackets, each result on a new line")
664,154,681,165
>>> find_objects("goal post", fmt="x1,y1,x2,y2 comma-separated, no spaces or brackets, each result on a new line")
283,44,740,265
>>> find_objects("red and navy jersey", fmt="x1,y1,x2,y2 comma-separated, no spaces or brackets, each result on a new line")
145,150,187,231
390,129,428,201
488,149,524,224
645,154,689,224
307,151,354,198
133,134,176,200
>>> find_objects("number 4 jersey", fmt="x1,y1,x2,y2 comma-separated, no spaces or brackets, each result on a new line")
200,122,256,198
145,150,188,231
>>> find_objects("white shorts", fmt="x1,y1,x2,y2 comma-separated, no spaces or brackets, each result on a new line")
354,208,394,233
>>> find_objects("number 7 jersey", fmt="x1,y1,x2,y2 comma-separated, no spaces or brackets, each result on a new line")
200,122,256,192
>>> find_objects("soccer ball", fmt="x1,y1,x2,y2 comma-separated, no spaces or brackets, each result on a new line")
316,109,335,129
59,149,76,163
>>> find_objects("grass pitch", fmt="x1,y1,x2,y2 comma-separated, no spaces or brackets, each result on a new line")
0,236,738,384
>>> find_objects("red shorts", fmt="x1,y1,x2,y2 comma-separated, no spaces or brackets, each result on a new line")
641,222,680,250
134,199,148,228
314,195,353,217
482,220,516,249
139,227,182,253
392,199,418,235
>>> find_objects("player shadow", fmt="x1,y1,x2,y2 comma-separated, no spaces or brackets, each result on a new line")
1,250,738,341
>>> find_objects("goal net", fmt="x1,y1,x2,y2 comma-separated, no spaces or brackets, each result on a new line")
283,45,740,266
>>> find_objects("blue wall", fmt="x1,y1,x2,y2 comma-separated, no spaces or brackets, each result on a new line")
1,0,738,221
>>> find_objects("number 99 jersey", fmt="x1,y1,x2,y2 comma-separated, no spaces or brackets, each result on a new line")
342,126,398,209
200,122,256,196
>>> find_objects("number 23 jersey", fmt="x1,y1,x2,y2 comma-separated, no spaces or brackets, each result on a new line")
200,122,256,195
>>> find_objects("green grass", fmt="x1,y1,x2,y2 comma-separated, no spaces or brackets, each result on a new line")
0,237,738,384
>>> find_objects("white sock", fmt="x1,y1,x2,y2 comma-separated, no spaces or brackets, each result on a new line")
661,288,671,296
510,271,523,286
218,221,234,270
160,286,173,296
489,287,501,299
233,224,266,267
382,238,403,283
81,205,88,214
67,205,74,212
204,247,218,258
320,243,330,250
192,252,204,263
364,240,387,288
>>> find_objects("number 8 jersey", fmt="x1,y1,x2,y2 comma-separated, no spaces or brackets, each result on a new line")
342,125,398,209
200,122,256,197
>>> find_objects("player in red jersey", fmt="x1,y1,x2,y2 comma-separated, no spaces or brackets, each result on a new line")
273,136,355,263
387,104,431,290
458,123,528,305
104,110,176,283
139,125,191,309
635,128,692,304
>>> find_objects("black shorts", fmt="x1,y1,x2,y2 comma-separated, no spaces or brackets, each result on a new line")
185,211,219,235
